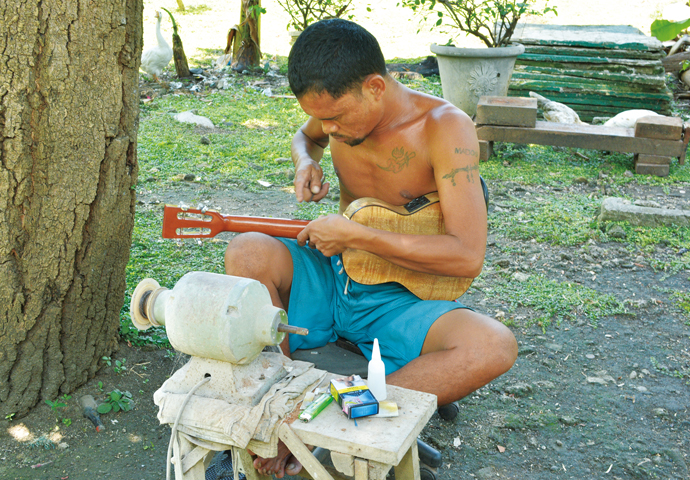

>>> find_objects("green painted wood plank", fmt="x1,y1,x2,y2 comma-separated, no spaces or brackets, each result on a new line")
516,59,664,76
509,79,672,97
507,90,672,111
511,71,666,90
513,66,666,87
517,53,662,67
511,24,663,52
522,45,666,60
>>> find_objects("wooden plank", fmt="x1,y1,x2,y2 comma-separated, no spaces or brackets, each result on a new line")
511,24,663,51
634,116,683,140
523,44,666,60
509,79,671,97
331,452,355,476
516,59,664,76
635,163,670,177
518,53,662,68
476,121,686,157
279,423,335,480
514,66,666,88
393,443,420,480
475,96,537,127
479,140,493,161
354,458,369,480
662,52,690,74
238,449,273,480
507,90,672,111
512,70,666,89
634,154,673,165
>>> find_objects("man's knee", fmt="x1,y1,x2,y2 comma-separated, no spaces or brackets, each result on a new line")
224,232,283,278
489,320,518,375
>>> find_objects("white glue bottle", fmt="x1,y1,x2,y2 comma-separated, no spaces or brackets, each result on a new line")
367,338,387,401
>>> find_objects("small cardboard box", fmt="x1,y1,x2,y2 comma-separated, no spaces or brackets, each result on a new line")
330,375,379,419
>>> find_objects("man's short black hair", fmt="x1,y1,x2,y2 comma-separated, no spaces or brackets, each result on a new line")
288,19,387,99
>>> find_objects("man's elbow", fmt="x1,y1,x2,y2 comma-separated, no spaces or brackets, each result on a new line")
449,255,484,279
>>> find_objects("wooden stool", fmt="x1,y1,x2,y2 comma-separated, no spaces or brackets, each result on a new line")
282,384,437,480
166,379,436,480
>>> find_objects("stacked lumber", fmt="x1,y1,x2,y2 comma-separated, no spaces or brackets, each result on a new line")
507,24,673,122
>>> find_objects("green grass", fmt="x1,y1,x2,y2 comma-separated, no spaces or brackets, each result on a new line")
486,274,630,331
124,67,689,344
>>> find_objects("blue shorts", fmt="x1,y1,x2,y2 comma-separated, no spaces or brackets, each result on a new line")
276,238,470,374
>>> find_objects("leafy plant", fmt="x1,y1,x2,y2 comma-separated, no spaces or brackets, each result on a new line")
45,394,71,423
97,389,133,414
276,0,356,31
400,0,557,47
651,17,690,42
102,356,128,374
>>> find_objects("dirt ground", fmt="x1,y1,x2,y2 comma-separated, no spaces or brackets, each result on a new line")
1,178,688,480
2,1,689,479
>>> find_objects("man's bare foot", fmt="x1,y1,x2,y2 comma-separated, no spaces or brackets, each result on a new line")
250,440,304,478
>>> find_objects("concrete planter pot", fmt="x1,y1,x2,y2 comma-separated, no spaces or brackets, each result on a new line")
430,43,525,117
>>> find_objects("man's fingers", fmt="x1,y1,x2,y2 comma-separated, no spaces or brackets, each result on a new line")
311,182,330,202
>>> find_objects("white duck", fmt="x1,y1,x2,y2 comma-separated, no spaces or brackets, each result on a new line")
603,110,660,128
529,91,586,124
141,11,173,81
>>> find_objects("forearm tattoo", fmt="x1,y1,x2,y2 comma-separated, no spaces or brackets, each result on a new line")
443,164,479,186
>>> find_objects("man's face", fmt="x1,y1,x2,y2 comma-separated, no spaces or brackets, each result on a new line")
298,88,379,147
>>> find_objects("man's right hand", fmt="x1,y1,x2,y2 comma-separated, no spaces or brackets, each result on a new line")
294,158,330,203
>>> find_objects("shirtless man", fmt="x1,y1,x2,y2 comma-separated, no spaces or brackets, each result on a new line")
224,19,518,478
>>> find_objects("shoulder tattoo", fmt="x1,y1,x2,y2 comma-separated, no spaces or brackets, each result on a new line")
377,146,416,173
443,164,479,186
454,147,478,157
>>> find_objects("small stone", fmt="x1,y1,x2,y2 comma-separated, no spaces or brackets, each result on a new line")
629,371,638,379
652,408,668,417
274,157,291,164
586,376,608,385
493,257,511,268
556,440,563,447
200,136,211,145
624,170,634,177
512,272,530,282
608,225,627,239
57,442,69,450
183,174,196,181
585,354,595,359
641,369,651,375
505,382,533,397
573,177,589,185
636,386,648,392
559,415,577,426
546,343,562,352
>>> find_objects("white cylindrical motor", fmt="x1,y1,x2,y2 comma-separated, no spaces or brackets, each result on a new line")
130,272,287,364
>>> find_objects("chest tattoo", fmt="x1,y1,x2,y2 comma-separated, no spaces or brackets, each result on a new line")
443,164,479,186
376,146,416,173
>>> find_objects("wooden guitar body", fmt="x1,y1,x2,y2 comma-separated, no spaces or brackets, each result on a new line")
342,193,473,301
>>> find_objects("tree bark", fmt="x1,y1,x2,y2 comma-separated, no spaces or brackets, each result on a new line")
0,0,142,417
232,0,262,71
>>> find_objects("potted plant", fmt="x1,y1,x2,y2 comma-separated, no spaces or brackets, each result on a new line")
401,0,557,116
275,0,357,44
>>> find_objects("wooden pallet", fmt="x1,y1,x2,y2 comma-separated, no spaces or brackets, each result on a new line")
475,96,689,177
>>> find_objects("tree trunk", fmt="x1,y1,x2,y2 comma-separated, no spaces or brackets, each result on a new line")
232,0,262,71
0,0,142,417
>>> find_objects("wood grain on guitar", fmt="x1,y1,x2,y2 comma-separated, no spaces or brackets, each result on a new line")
162,193,472,301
